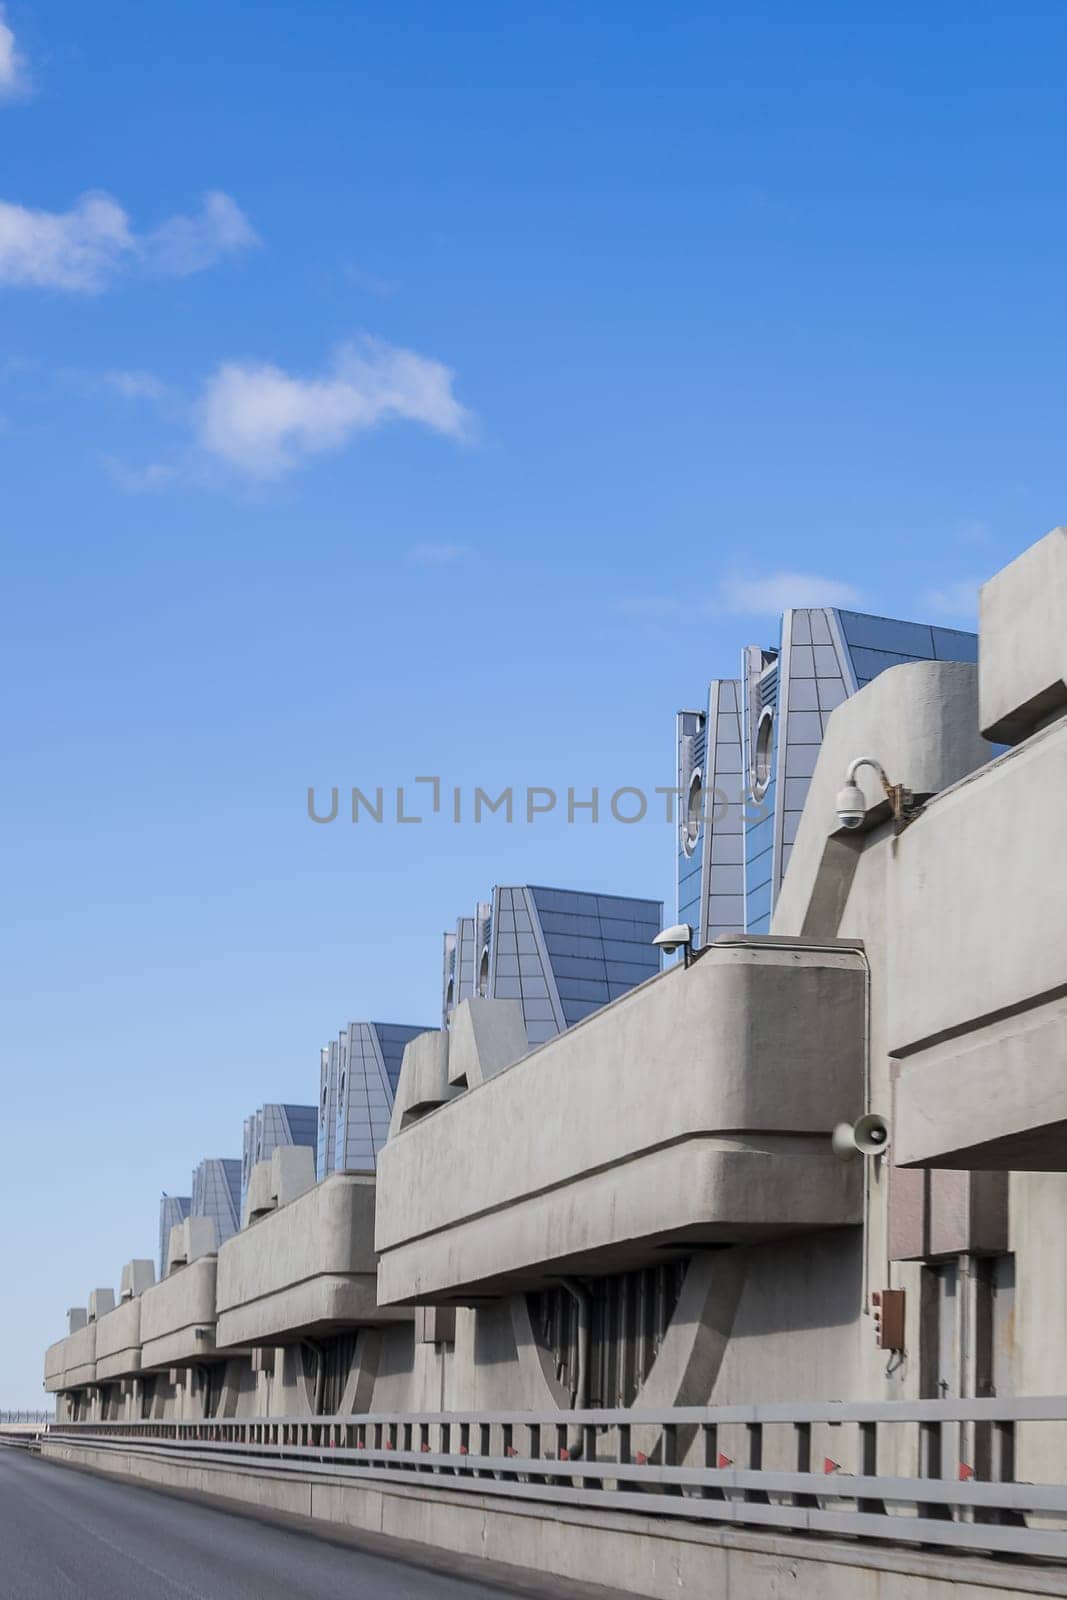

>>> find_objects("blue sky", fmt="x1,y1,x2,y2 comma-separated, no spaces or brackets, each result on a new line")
2,1,1065,1402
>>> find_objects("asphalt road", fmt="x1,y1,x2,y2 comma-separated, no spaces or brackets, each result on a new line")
0,1449,537,1600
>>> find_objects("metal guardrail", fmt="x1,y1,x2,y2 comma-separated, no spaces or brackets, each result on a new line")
49,1397,1067,1563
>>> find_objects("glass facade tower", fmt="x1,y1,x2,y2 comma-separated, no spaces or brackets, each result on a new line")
240,1105,317,1215
157,1194,190,1278
316,1021,433,1177
190,1157,241,1249
677,607,979,941
443,884,663,1048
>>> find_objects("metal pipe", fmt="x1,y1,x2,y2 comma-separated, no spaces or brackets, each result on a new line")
559,1279,591,1411
301,1339,326,1416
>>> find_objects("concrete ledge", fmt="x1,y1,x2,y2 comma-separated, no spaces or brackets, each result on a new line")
95,1296,144,1381
140,1256,218,1369
45,1321,97,1392
379,1137,859,1302
895,994,1067,1169
377,941,866,1301
217,1174,411,1346
217,1274,385,1348
40,1437,1067,1600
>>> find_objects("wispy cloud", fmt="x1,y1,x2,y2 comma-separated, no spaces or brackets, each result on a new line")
343,263,400,298
713,571,863,615
406,542,474,568
103,369,169,400
0,190,257,292
140,192,258,278
196,337,471,477
609,572,863,626
920,577,981,620
0,6,28,101
101,457,178,494
952,519,993,549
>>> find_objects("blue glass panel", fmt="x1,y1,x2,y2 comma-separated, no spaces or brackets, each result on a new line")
746,844,773,892
836,611,934,656
931,627,978,662
746,878,773,926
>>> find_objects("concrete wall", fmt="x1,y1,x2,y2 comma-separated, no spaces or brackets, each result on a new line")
216,1174,408,1348
377,945,865,1303
979,524,1067,743
140,1255,218,1370
94,1296,143,1381
889,719,1067,1169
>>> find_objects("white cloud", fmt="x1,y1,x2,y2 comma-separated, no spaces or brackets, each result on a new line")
920,577,981,620
196,338,470,477
406,542,474,568
141,191,259,278
0,6,28,100
713,571,863,615
0,189,256,292
0,192,132,291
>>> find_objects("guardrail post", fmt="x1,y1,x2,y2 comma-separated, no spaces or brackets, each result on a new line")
793,1421,817,1508
858,1420,885,1516
745,1422,768,1505
919,1418,951,1523
986,1419,1023,1528
529,1422,543,1484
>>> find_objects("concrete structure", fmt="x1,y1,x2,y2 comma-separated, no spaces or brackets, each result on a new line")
220,1173,373,1343
240,1107,315,1216
41,527,1067,1588
315,1023,432,1180
334,1023,428,1172
157,1195,189,1280
888,526,1067,1174
316,1044,337,1180
444,884,663,1046
376,953,864,1304
677,606,980,942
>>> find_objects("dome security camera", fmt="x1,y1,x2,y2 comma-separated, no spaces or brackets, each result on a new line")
652,923,693,955
835,781,868,830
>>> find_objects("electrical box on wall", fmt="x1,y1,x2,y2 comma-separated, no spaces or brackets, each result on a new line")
872,1288,906,1350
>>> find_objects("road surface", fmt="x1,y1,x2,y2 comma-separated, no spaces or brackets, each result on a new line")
0,1449,540,1600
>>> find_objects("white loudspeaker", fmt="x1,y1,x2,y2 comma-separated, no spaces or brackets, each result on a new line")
831,1113,890,1162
